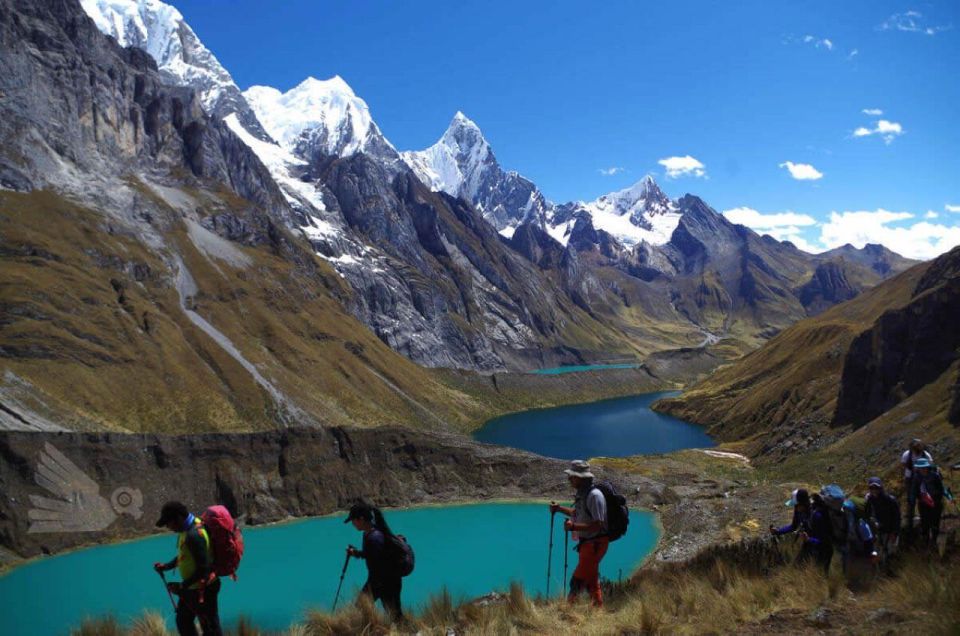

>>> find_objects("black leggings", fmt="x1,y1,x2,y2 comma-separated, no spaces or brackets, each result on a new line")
364,577,403,621
919,504,943,545
176,577,222,636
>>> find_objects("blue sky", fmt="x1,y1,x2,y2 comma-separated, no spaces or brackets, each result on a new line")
176,0,959,258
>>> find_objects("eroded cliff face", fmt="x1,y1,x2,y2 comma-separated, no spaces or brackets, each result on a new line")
833,246,960,428
0,427,677,563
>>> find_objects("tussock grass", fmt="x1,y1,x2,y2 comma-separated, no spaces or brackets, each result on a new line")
74,533,959,635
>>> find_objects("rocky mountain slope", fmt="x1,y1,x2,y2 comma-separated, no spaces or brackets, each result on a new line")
1,0,672,433
79,0,272,142
655,246,960,473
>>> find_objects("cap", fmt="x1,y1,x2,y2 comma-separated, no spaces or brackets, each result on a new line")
564,459,595,479
867,477,883,488
155,501,188,528
344,502,373,524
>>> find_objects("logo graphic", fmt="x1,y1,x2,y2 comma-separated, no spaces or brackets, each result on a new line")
28,443,143,533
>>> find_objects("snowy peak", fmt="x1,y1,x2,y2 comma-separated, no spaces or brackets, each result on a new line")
401,112,549,234
80,0,271,140
590,175,675,221
243,76,395,160
402,111,494,200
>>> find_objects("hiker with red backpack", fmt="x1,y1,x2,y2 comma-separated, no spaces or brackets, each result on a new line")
549,459,629,607
153,502,243,636
913,458,945,548
345,501,413,622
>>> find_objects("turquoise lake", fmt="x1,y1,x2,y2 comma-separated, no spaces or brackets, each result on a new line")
531,363,640,375
474,391,715,459
0,502,658,635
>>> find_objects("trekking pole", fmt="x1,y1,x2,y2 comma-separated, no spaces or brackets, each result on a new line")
158,570,177,613
563,526,569,595
546,510,555,597
332,551,351,612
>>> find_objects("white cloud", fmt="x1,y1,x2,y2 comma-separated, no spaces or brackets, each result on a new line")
819,209,960,260
598,167,625,176
862,108,883,116
723,207,817,229
853,119,904,144
846,49,859,61
803,34,834,50
946,204,960,213
723,207,820,252
658,155,706,179
879,11,952,35
779,161,824,181
925,211,939,219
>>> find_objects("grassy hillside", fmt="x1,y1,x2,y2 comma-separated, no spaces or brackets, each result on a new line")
653,260,932,448
0,189,671,433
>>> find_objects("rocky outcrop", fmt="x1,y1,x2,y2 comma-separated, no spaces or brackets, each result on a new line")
798,261,860,315
833,247,960,428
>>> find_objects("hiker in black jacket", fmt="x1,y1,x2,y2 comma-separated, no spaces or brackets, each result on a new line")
864,477,900,562
770,489,833,573
913,458,945,547
345,502,403,621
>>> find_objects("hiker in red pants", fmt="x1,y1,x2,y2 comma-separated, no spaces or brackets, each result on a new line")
550,460,609,607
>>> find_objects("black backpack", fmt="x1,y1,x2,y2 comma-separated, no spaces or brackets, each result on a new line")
594,480,629,542
387,534,415,577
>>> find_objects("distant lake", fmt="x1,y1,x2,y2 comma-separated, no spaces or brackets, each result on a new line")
0,503,658,635
531,363,640,375
474,391,714,459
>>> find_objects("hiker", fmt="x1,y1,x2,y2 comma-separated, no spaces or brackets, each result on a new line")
901,439,933,530
769,489,833,573
913,458,945,547
820,484,877,575
345,502,404,622
550,460,609,607
864,477,900,562
153,501,222,636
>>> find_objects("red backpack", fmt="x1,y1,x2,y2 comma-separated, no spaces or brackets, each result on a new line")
201,505,244,579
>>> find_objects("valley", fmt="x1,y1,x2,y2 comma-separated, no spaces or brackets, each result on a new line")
0,0,958,634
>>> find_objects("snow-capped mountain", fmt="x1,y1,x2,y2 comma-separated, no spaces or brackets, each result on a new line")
402,112,550,236
547,176,681,248
243,77,398,163
79,0,271,140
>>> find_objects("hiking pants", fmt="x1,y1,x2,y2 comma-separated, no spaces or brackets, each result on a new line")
904,478,919,528
919,504,942,546
176,577,222,636
569,536,609,607
798,542,833,575
364,577,403,621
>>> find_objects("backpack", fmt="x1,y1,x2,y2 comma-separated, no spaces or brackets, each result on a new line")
201,505,244,579
821,484,849,546
594,480,629,542
387,534,415,577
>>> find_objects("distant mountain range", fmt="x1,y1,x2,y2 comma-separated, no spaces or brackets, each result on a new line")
0,0,925,432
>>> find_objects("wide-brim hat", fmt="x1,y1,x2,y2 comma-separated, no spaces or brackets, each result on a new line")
913,457,932,469
564,459,594,479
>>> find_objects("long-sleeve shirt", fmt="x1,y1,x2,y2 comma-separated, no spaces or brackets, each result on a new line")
357,528,397,585
865,492,901,534
775,506,831,546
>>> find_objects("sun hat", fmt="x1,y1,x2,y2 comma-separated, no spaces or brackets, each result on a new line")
785,488,810,507
564,459,595,479
913,457,932,469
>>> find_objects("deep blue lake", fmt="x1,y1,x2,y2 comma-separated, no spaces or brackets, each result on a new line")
474,391,714,459
0,502,658,635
